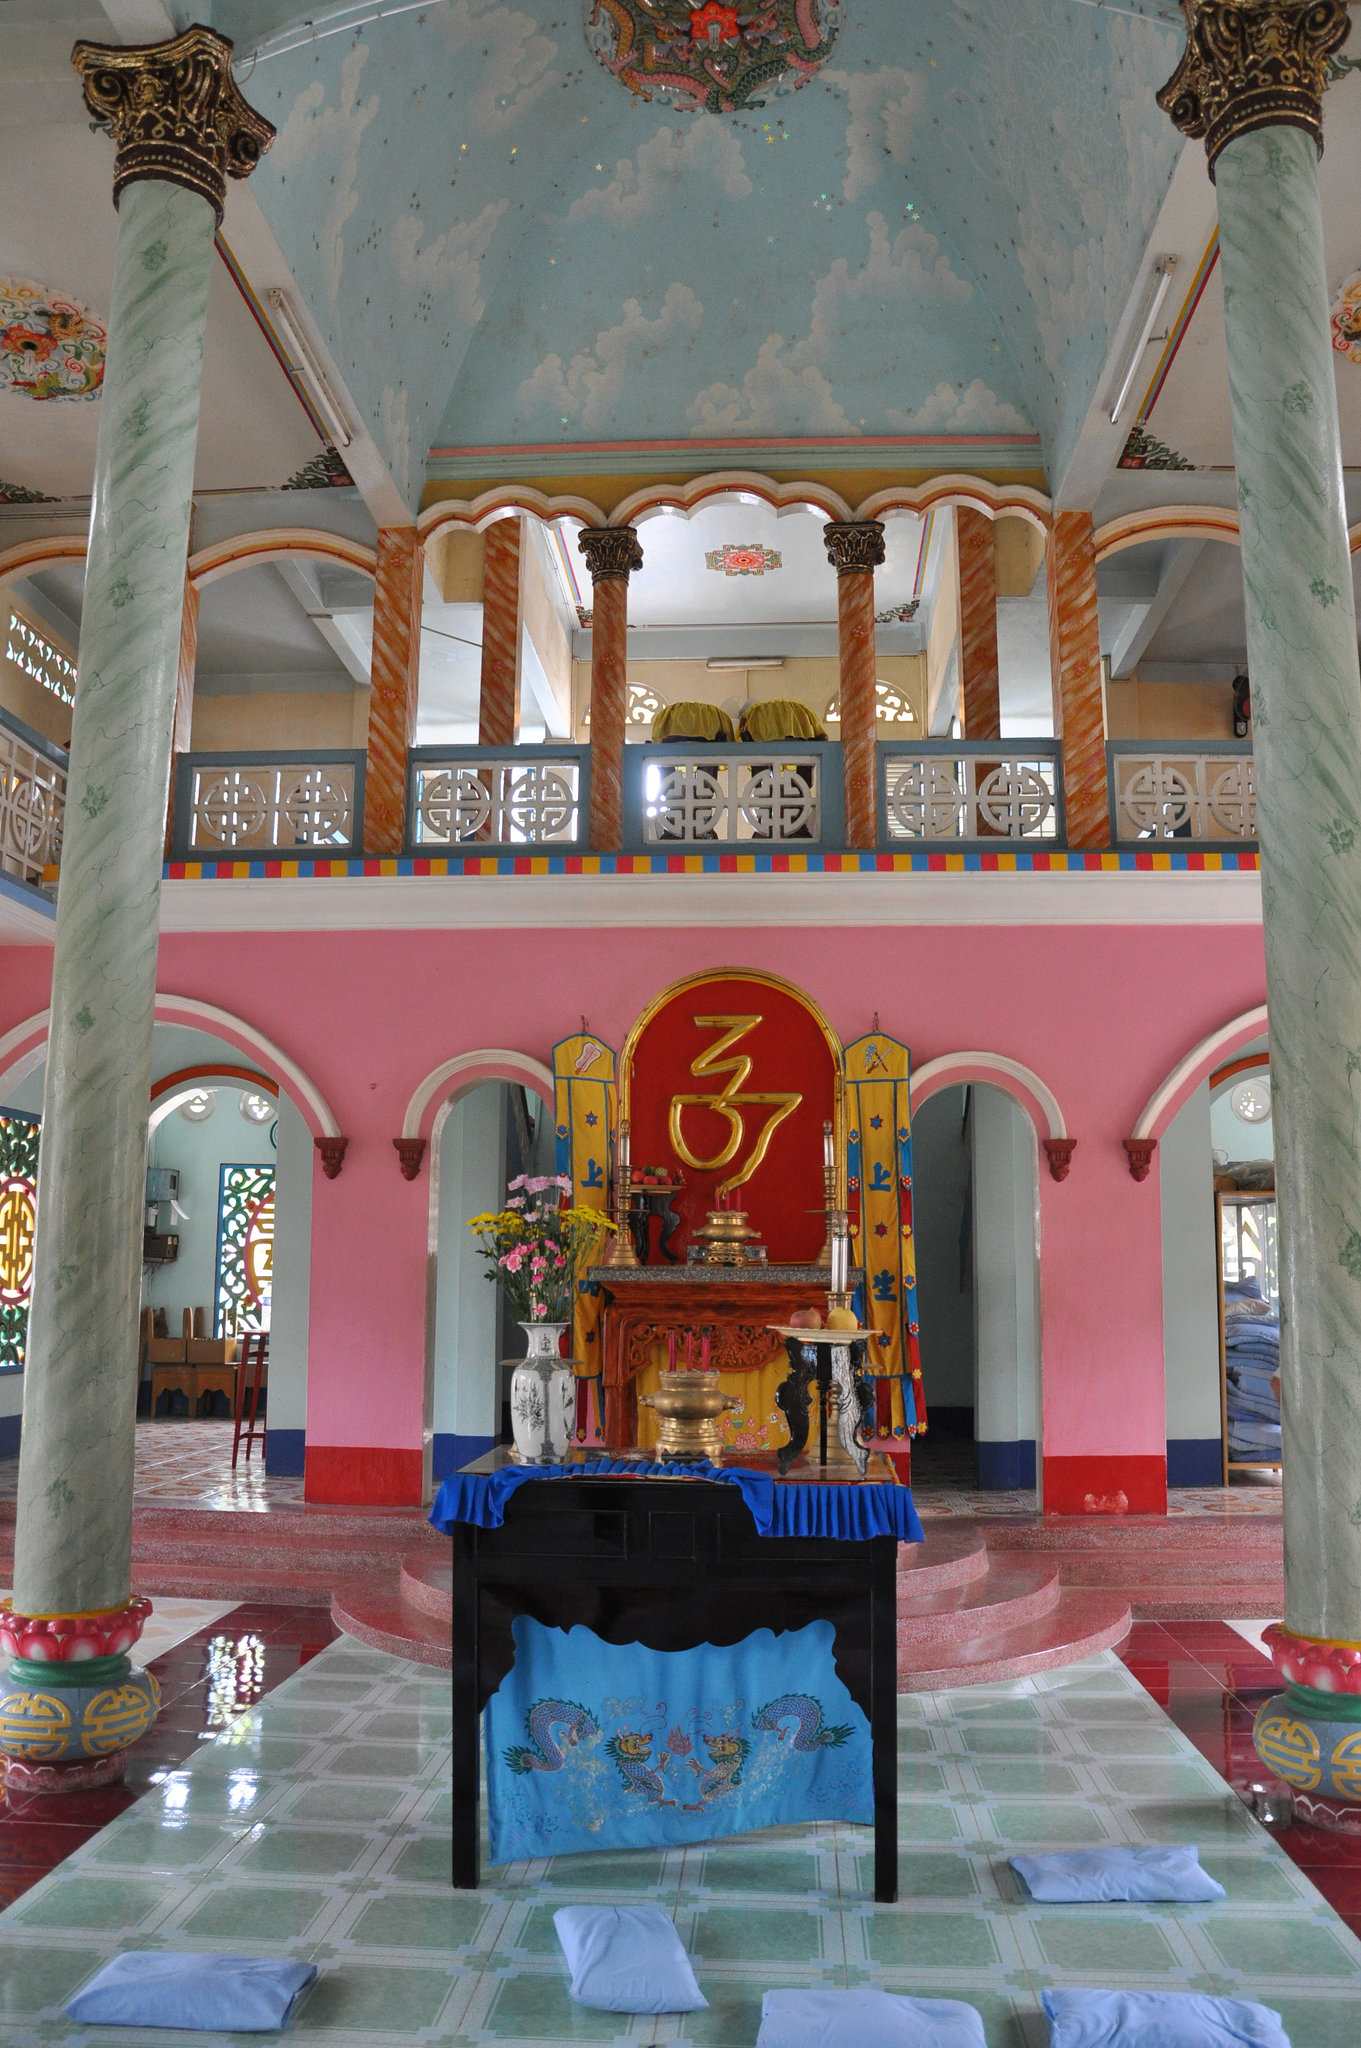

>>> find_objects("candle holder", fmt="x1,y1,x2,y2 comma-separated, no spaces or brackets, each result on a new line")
606,1119,640,1268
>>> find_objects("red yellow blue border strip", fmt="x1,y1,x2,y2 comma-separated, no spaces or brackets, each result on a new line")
163,850,1261,881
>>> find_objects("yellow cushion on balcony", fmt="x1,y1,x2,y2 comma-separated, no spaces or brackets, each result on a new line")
737,699,827,743
650,701,735,743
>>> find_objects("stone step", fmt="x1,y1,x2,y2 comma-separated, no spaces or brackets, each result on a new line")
400,1552,453,1621
897,1590,1133,1691
331,1577,451,1669
896,1560,1060,1645
896,1526,989,1592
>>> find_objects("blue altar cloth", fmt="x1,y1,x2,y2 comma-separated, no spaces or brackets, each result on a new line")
430,1458,923,1544
487,1617,872,1864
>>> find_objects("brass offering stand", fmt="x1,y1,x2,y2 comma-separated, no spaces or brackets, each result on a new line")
691,1205,766,1265
640,1369,740,1460
606,1118,639,1268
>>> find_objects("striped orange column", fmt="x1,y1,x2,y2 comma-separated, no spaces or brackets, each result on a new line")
365,526,424,856
478,516,522,747
825,520,886,850
956,507,1001,740
163,575,199,857
1046,510,1109,849
578,526,643,853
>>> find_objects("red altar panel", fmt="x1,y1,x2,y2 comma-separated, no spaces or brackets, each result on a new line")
623,972,839,1266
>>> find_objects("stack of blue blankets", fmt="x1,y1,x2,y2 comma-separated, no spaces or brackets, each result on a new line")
1224,1273,1280,1462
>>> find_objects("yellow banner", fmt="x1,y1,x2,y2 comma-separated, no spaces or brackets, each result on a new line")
843,1032,925,1438
552,1032,616,1423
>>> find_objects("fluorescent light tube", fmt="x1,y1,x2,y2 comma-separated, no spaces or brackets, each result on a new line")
1108,257,1178,429
267,289,354,449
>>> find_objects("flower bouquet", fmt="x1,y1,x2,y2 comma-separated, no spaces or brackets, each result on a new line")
467,1173,613,1324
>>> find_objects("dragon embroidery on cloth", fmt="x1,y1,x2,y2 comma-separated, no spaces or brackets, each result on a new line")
586,0,841,116
606,1723,752,1810
503,1697,599,1773
752,1693,853,1749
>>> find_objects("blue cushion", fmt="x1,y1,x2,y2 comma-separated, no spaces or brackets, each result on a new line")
63,1954,317,2031
553,1905,707,2013
1011,1846,1226,1903
756,1988,987,2047
1043,1989,1290,2048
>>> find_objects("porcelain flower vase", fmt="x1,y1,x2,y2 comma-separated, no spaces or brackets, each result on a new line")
510,1322,575,1464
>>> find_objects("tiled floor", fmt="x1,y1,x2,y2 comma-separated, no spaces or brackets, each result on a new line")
907,1436,1284,1520
0,1424,304,1509
0,1627,1358,2045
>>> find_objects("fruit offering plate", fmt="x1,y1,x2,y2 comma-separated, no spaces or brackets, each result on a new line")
766,1324,885,1343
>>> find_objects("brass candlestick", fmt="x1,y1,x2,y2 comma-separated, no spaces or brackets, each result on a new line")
606,1118,640,1267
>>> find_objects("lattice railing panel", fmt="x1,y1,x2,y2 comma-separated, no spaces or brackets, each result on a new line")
639,750,824,844
182,757,359,855
0,717,65,885
882,749,1061,842
411,753,585,849
1111,750,1257,843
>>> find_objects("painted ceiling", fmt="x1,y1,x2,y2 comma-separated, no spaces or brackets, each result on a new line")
179,0,1186,510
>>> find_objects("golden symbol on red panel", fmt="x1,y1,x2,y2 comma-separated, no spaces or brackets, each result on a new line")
668,1016,802,1199
243,1192,274,1308
0,1177,36,1305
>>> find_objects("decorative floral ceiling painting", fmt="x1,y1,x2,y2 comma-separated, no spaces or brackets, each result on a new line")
586,0,843,116
706,542,782,576
0,280,105,402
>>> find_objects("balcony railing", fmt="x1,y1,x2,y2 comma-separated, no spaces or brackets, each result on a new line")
1107,742,1257,848
624,743,843,850
170,751,365,861
879,740,1064,848
407,745,590,855
0,706,66,888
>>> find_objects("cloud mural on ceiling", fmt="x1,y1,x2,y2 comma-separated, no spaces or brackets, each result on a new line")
236,0,1183,506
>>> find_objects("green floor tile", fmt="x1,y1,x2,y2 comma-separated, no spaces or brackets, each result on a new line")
1127,1798,1255,1844
233,1825,374,1878
82,1819,244,1872
8,1875,175,1932
354,1709,453,1741
896,1726,937,1755
688,1846,825,1896
1078,1724,1186,1756
1267,1995,1361,2048
1196,1854,1307,1903
292,1962,462,2032
982,1802,1110,1845
956,1726,1064,1757
891,1851,983,1899
970,1761,1081,1796
1202,1918,1361,1979
508,1902,575,1955
484,1970,629,2041
287,1780,410,1824
385,1831,452,1883
690,1903,828,1962
896,1801,965,1842
897,1760,950,1791
533,1848,670,1890
865,1906,1002,1968
679,1981,778,2047
319,1741,446,1779
1099,1762,1227,1798
346,1890,493,1952
178,1881,335,1941
0,1943,110,2015
951,1699,1042,1724
1030,1913,1180,1972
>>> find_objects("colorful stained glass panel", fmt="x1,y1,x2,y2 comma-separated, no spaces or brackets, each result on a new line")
0,1111,39,1371
215,1163,274,1337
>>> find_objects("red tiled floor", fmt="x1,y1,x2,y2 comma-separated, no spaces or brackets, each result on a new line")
0,1601,339,1901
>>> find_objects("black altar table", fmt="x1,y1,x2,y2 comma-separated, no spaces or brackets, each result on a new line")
439,1450,912,1903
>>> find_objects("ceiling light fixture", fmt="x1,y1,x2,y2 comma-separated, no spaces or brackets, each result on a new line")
267,289,354,449
706,657,785,671
1108,256,1178,429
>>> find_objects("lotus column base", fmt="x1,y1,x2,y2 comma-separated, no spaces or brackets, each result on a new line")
0,1599,159,1792
1253,1627,1361,1825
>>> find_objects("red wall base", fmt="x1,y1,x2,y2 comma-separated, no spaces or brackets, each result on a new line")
1043,1455,1167,1517
305,1446,424,1507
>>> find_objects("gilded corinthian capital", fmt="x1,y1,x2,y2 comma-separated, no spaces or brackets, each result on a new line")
1157,0,1351,174
823,521,887,576
72,25,275,224
577,526,644,584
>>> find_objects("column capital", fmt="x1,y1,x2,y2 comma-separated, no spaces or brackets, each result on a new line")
823,520,886,575
71,24,275,225
1157,0,1351,176
577,526,643,584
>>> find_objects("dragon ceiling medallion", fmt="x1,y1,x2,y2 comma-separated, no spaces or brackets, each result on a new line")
586,0,843,115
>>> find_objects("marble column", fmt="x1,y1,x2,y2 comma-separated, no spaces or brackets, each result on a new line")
956,507,1002,741
0,26,272,1793
478,517,523,747
579,527,643,852
824,521,886,851
1045,511,1109,849
364,527,424,855
1159,0,1361,1821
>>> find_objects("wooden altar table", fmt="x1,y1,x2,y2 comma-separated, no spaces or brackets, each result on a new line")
587,1263,864,1450
446,1449,902,1901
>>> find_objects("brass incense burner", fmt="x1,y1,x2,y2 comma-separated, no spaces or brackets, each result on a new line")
692,1208,764,1265
640,1370,740,1461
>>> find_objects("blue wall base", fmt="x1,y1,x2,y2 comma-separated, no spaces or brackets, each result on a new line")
976,1440,1037,1491
0,1412,19,1460
265,1428,305,1478
433,1433,496,1483
1167,1438,1224,1487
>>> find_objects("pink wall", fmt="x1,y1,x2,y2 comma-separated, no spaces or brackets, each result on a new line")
0,919,1267,1507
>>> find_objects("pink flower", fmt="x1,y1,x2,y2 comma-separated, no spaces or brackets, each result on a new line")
531,1303,547,1319
501,1247,525,1273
